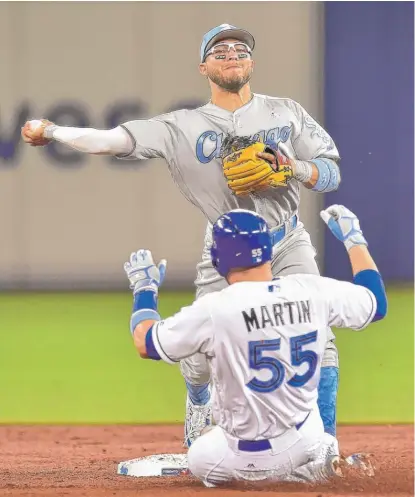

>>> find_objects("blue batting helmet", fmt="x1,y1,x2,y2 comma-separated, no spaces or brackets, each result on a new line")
211,209,272,277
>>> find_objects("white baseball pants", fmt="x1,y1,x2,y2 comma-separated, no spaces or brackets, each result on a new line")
187,407,325,486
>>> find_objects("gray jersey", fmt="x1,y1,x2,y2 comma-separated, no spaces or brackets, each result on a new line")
119,94,339,228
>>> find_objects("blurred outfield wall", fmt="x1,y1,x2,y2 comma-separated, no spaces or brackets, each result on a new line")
324,2,414,282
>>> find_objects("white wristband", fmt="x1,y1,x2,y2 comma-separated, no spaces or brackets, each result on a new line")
43,125,59,139
345,234,368,251
291,160,313,183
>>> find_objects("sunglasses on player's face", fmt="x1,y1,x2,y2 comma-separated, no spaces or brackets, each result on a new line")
205,42,252,61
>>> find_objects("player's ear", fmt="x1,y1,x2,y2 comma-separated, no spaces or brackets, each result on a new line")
199,63,208,77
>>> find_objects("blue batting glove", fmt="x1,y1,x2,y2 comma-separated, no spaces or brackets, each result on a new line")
320,204,367,251
123,249,167,294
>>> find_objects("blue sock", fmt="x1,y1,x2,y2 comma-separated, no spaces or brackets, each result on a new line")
317,366,339,437
185,380,210,406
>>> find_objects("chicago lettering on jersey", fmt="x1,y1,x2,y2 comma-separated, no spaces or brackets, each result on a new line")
196,125,293,164
242,300,311,332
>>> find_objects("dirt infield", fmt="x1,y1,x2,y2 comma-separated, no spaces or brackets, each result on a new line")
0,425,412,497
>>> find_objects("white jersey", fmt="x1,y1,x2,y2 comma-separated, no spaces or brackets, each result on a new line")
150,274,376,440
119,94,339,227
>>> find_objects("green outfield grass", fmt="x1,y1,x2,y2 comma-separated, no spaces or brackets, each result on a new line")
0,287,413,424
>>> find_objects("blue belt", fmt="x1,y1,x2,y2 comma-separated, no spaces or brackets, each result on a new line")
270,215,298,246
237,412,310,452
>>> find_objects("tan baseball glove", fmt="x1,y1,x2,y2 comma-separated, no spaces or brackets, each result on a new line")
220,135,294,196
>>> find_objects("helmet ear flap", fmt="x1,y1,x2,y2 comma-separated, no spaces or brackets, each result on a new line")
210,244,219,270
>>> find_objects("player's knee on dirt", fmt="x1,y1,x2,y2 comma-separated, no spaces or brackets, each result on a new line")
187,426,230,485
318,365,339,437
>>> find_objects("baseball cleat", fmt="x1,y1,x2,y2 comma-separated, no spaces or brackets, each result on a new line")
279,452,375,484
184,394,212,448
279,433,340,483
280,454,341,483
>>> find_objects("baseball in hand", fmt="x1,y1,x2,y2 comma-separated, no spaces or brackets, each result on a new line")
28,120,43,131
22,119,52,146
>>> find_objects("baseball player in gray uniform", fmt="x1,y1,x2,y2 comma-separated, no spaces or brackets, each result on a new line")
22,23,341,463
